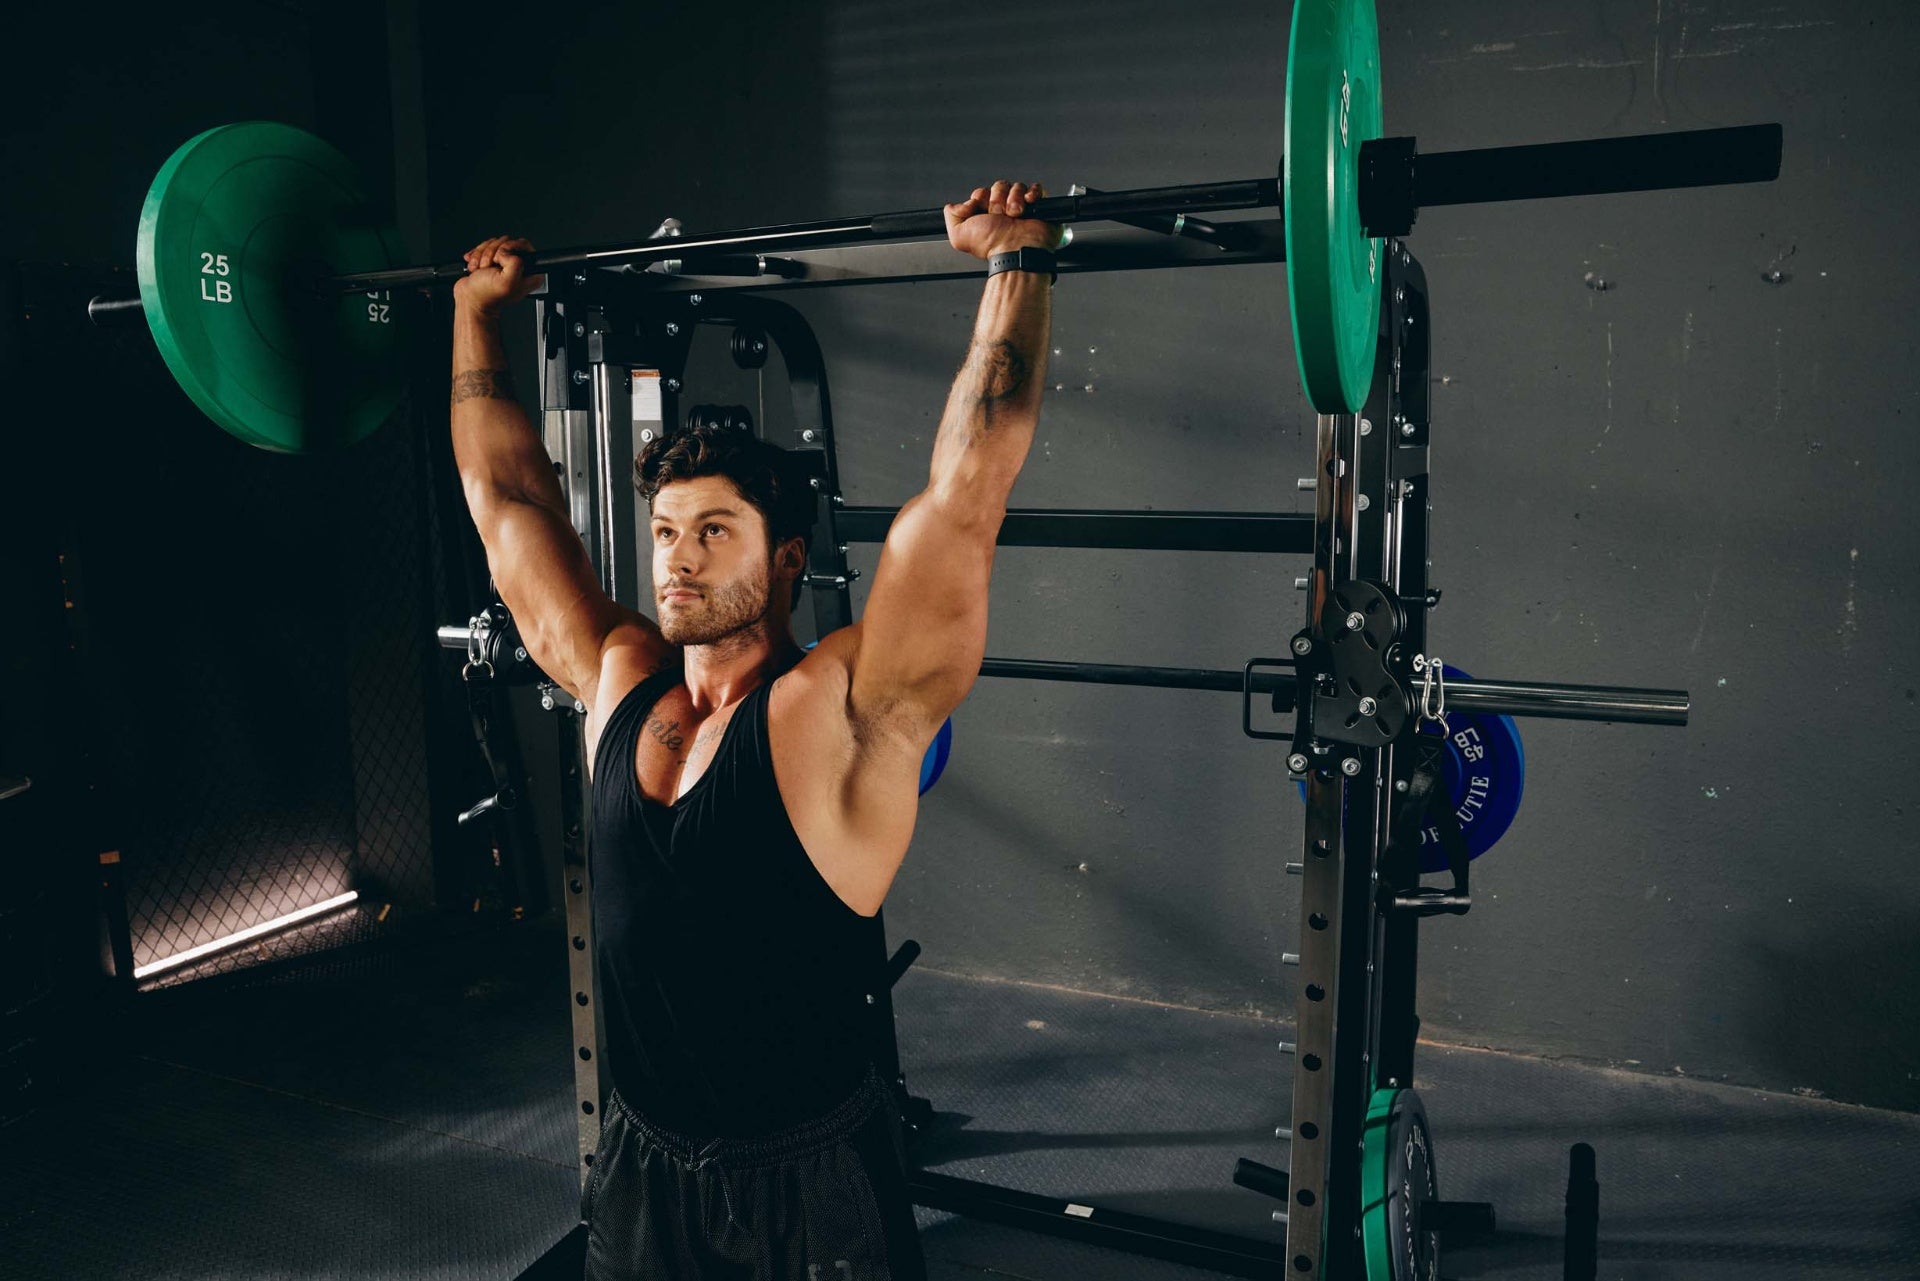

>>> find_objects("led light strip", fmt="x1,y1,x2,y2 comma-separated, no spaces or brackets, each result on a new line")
133,890,360,980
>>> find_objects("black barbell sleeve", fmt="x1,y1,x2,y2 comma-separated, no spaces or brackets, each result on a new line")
1413,123,1783,211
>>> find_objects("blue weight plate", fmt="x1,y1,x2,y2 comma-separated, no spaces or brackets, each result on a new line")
1295,664,1525,871
919,717,953,796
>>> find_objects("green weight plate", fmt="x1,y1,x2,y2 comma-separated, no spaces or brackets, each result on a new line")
136,122,406,453
1362,1087,1441,1281
1285,0,1384,414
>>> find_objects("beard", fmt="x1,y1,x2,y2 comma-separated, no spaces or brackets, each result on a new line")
657,560,772,649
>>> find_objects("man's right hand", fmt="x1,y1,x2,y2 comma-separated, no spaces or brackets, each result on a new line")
944,181,1059,261
453,236,545,317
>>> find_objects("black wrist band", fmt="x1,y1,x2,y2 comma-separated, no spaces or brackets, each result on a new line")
987,247,1057,283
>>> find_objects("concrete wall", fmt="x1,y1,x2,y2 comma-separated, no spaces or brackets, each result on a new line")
0,2,403,266
418,0,1917,1110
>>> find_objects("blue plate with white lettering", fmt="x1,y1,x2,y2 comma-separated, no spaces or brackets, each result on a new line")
1297,664,1524,871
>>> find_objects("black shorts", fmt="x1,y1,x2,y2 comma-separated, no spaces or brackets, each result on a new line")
581,1066,926,1280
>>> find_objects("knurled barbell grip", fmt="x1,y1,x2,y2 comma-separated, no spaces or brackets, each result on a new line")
867,179,1279,240
866,209,950,239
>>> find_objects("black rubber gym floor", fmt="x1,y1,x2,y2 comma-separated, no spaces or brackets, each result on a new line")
4,912,1914,1279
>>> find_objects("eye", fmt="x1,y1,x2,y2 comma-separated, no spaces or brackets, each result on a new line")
704,523,725,537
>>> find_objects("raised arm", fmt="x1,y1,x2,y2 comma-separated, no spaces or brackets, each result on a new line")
450,238,667,708
847,181,1057,736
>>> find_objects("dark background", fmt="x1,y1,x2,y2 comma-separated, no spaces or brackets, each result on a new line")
1,0,1912,1116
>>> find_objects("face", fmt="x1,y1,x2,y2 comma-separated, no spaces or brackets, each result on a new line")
649,475,792,648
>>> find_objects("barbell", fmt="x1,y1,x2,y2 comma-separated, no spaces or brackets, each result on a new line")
106,0,1781,453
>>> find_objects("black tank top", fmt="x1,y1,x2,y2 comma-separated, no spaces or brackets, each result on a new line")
587,663,887,1138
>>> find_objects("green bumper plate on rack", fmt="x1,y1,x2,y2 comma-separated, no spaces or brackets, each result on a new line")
136,121,407,453
1362,1086,1441,1280
1285,0,1384,414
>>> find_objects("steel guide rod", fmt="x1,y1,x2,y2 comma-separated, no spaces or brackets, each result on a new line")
1445,677,1687,725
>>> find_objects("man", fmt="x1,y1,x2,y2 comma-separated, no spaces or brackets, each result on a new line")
449,180,1058,1279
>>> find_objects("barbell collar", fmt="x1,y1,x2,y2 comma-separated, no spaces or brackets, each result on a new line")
1358,136,1418,238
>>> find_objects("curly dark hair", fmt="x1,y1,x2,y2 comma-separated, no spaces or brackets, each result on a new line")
634,420,816,608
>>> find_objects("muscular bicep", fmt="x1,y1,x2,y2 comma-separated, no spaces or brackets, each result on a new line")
472,494,668,707
847,489,996,732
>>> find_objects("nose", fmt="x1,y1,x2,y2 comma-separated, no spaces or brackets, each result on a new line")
663,543,704,577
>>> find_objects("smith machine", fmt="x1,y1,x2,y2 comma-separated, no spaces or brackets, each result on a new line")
442,208,1691,1281
95,3,1781,1274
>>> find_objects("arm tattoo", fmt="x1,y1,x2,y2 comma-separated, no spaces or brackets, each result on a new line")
970,340,1031,430
451,368,516,405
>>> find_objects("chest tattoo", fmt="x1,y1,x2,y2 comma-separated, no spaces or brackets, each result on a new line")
645,715,686,754
684,717,725,768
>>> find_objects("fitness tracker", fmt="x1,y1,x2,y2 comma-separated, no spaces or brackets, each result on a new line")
987,247,1057,283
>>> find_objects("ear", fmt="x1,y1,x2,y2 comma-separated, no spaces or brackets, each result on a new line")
777,536,808,579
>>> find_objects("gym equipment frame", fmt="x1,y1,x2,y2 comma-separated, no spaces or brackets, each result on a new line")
438,228,1685,1278
95,6,1774,1270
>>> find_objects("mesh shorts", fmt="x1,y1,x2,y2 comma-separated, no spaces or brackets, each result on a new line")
581,1066,927,1280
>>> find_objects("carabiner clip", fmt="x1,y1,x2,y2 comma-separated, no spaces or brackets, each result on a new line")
462,611,495,682
1413,653,1449,736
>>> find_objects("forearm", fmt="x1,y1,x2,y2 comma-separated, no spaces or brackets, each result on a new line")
451,305,565,511
926,270,1052,512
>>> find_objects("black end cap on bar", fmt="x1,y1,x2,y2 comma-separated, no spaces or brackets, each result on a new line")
1419,1199,1497,1241
1232,1158,1290,1202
